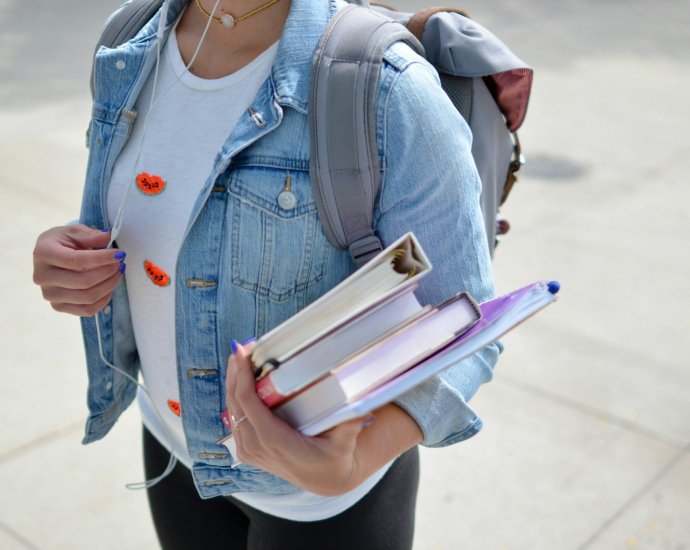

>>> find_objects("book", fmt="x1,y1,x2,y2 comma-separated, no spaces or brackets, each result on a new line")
248,233,431,370
297,280,559,436
218,280,558,456
216,230,558,459
256,287,429,407
273,292,482,427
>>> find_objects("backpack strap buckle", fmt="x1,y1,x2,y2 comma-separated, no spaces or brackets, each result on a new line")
349,235,383,267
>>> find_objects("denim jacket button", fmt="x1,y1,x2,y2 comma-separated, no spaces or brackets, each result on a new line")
249,109,266,128
105,381,112,390
277,190,297,210
103,305,111,315
116,60,126,70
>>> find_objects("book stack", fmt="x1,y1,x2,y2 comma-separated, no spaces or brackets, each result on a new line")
220,232,559,444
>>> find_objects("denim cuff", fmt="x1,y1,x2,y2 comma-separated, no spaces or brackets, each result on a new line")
393,374,484,448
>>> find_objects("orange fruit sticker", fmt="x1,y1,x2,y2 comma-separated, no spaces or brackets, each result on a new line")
136,172,166,195
144,260,170,287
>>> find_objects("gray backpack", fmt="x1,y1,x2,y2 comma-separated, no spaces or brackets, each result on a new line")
92,0,532,265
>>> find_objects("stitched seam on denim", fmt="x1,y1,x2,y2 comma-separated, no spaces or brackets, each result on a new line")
230,195,326,301
259,210,272,296
230,276,325,301
91,108,119,124
193,469,303,494
425,416,483,448
124,38,159,110
377,62,409,220
298,209,315,288
372,63,393,224
83,398,123,442
214,187,229,421
234,157,310,170
87,400,121,422
382,48,417,73
229,186,317,218
230,195,244,298
230,238,326,297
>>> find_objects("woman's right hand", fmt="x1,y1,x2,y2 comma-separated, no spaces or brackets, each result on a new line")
33,224,126,317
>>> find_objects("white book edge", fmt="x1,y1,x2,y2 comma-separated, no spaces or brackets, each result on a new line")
274,294,480,428
250,232,431,366
268,289,427,396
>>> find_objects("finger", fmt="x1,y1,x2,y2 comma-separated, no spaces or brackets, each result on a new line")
231,410,264,466
42,267,123,305
50,293,113,317
226,345,270,465
225,354,258,463
225,351,245,428
65,224,115,250
34,262,121,289
232,342,294,446
41,262,123,295
34,232,125,271
37,242,125,271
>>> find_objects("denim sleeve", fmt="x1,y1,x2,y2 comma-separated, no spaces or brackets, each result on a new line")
375,58,503,448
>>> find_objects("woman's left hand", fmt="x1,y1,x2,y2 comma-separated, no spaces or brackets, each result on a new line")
225,341,374,497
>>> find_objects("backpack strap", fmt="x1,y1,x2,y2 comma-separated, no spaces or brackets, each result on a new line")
90,0,163,99
309,5,424,267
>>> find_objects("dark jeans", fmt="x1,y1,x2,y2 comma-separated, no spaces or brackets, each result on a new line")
143,427,420,550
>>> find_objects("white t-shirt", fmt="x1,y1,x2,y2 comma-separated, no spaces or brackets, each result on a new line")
107,23,391,522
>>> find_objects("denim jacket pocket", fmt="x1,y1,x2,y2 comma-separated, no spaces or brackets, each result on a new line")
227,164,330,304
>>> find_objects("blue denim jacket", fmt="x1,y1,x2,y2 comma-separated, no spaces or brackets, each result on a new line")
79,0,502,498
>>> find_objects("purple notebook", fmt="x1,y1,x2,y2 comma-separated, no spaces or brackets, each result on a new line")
298,280,559,436
457,282,541,340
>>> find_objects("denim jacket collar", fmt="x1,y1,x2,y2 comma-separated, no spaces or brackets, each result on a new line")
157,0,338,114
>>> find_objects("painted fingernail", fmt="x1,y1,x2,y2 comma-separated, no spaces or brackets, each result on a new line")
119,262,126,274
362,414,375,428
100,227,113,233
242,337,256,346
221,409,231,429
114,251,126,260
231,339,237,355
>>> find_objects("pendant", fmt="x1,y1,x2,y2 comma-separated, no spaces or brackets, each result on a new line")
221,14,236,28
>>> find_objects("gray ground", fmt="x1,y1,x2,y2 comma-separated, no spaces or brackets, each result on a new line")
1,0,688,548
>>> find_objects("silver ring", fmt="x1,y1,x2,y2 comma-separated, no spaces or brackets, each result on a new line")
231,414,247,430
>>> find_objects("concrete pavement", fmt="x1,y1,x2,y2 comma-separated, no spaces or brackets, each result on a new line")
1,0,688,548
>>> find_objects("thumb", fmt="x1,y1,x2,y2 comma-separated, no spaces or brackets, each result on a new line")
66,224,114,250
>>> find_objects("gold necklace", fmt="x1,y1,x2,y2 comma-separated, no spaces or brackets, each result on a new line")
195,0,281,29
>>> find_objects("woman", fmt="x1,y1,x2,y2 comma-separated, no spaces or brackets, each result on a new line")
32,0,500,547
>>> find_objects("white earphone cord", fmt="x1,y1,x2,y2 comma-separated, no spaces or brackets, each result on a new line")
101,0,223,490
109,0,221,248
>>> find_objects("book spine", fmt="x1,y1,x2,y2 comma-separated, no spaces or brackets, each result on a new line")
256,375,287,408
